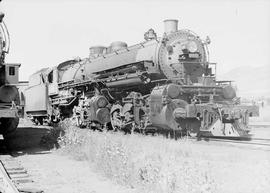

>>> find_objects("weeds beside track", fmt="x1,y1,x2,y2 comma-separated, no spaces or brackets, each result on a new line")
54,120,270,193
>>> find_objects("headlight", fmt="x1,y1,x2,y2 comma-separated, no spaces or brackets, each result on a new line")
187,41,198,52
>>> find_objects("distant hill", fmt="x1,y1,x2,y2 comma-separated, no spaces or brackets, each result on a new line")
218,65,270,98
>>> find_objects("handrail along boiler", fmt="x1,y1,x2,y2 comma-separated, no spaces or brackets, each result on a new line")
0,9,20,137
24,19,258,138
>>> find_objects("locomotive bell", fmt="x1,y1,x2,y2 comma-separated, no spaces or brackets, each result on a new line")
164,19,178,34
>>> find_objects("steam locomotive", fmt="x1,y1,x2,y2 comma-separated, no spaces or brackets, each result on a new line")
0,10,20,137
24,19,258,138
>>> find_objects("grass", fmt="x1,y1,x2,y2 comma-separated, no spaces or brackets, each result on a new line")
57,120,216,193
55,119,270,193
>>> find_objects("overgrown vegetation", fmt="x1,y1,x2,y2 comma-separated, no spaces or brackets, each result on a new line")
39,105,270,193
56,120,270,193
40,126,64,149
56,120,217,193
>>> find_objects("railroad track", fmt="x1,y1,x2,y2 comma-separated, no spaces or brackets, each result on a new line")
0,153,43,193
0,156,19,193
187,136,270,151
249,122,270,128
71,121,270,150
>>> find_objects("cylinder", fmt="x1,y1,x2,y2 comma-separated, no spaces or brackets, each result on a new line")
222,85,236,99
96,96,108,108
96,108,110,123
164,19,178,34
167,84,180,99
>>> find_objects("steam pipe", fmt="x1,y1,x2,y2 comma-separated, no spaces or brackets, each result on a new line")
106,77,143,88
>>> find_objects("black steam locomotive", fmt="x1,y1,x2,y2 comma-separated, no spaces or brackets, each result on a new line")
0,10,20,137
24,19,258,138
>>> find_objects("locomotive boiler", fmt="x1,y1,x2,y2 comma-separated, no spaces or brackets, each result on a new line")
24,19,258,138
0,10,20,137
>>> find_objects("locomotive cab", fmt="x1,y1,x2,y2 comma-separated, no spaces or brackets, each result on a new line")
24,67,62,125
24,68,50,125
0,63,20,85
47,67,59,96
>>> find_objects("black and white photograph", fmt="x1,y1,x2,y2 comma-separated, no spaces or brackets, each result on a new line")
0,0,269,192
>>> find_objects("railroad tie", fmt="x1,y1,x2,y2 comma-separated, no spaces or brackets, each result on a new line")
0,155,43,193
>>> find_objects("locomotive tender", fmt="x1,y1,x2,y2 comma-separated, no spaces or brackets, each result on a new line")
24,19,258,138
0,10,20,137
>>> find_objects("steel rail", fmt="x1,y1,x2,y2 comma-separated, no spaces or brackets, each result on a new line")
188,136,270,150
0,160,20,193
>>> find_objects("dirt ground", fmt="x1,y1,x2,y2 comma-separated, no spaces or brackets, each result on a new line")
6,121,135,193
14,149,135,193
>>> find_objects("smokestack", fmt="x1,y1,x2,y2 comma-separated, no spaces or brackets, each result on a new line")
164,19,178,34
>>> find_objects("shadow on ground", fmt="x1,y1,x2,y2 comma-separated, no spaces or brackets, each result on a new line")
0,124,58,155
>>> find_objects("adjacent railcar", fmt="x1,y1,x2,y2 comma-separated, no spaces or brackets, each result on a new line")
25,19,259,138
0,10,20,137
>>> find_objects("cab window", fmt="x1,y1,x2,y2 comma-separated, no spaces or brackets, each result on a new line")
48,71,53,83
9,66,15,76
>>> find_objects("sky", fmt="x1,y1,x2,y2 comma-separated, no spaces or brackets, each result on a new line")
1,0,270,81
